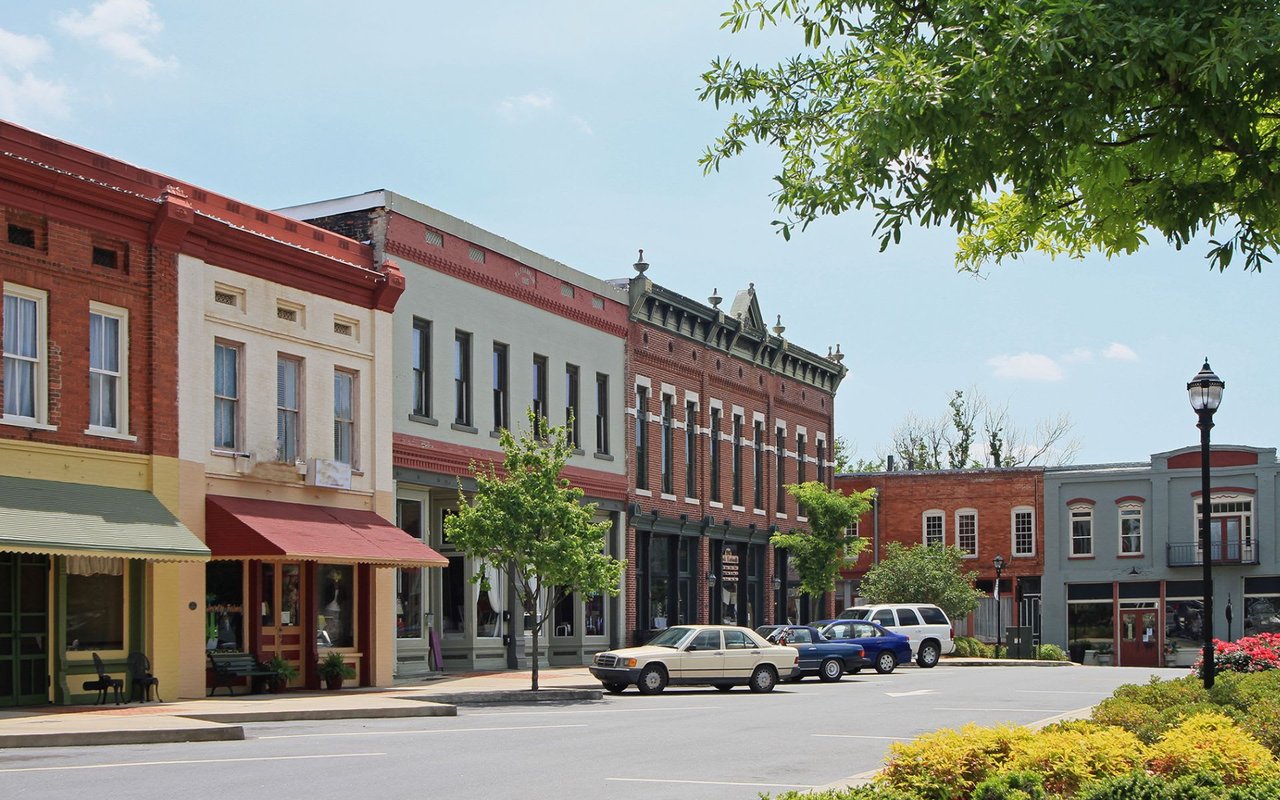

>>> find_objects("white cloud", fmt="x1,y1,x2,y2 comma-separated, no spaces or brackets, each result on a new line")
57,0,176,71
1103,342,1138,362
987,352,1064,382
1061,347,1093,364
0,28,52,71
498,89,555,118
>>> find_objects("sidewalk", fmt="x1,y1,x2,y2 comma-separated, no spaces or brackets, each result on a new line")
0,666,602,749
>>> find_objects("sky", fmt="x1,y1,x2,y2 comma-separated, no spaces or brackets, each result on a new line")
2,1,1277,467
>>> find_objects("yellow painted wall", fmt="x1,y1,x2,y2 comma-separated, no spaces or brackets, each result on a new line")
374,567,395,686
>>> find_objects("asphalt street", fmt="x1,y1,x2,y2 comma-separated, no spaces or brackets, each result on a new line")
0,665,1171,800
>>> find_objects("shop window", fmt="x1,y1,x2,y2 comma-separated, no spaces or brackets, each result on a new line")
1244,595,1280,636
316,564,354,648
585,593,605,636
206,561,244,650
396,499,424,640
553,588,574,636
1165,598,1204,649
66,557,125,651
441,555,465,634
1067,601,1114,644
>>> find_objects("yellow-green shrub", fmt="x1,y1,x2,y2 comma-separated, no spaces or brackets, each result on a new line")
1004,722,1145,794
1145,712,1278,785
876,724,1032,800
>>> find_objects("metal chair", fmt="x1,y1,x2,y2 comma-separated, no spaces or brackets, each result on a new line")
127,651,161,702
83,653,124,705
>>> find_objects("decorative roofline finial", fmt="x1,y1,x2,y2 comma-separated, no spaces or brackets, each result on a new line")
709,287,722,309
832,343,844,363
633,249,649,275
772,314,785,336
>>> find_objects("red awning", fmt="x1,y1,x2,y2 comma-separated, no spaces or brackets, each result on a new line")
206,495,447,568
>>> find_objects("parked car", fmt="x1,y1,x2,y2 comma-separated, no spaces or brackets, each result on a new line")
835,604,955,667
589,625,800,694
813,618,913,674
755,624,866,681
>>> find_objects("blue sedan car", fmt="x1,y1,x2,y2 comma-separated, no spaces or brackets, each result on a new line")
815,619,913,674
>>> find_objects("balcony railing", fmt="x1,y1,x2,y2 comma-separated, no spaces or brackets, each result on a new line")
1167,541,1258,567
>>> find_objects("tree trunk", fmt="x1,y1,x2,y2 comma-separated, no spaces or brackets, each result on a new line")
530,617,540,691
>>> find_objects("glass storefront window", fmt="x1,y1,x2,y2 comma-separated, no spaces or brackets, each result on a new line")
442,556,464,634
66,558,124,651
554,588,574,636
720,544,740,626
396,498,424,640
1068,601,1114,643
206,561,243,650
585,593,604,636
316,564,354,648
281,565,300,627
1245,595,1280,636
1165,599,1203,648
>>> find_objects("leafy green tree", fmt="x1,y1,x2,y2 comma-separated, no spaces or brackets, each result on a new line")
701,1,1280,273
445,410,625,690
859,542,984,620
832,435,885,473
771,481,873,598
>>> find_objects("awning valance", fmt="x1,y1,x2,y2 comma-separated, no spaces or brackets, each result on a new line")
206,495,448,568
0,476,209,561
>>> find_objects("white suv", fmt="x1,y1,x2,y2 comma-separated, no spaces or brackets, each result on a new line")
836,604,955,667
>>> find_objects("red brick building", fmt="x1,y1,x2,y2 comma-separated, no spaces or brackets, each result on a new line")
622,258,847,644
834,468,1045,641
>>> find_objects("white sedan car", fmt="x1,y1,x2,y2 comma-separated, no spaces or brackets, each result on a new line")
589,624,800,694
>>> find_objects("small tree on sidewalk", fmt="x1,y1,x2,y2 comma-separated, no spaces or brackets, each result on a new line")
771,482,873,608
445,410,625,690
859,542,984,622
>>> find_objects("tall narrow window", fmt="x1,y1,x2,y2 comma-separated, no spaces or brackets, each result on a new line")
1118,505,1142,555
923,511,944,547
88,307,125,432
776,427,786,515
660,393,674,494
2,287,44,421
454,331,471,427
411,318,430,417
1013,506,1036,556
753,421,764,509
635,386,649,490
492,343,509,432
709,407,722,502
1070,506,1094,557
817,440,826,484
684,400,697,498
797,433,807,483
595,373,609,454
213,341,240,449
566,364,580,448
334,369,356,465
532,354,548,436
276,356,301,462
732,413,743,506
956,510,977,556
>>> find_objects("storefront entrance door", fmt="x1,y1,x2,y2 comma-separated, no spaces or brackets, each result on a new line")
1118,609,1159,667
0,553,49,707
258,562,304,684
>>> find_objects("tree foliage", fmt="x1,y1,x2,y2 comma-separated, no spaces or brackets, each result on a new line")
701,0,1280,272
771,481,873,596
859,542,984,619
444,411,625,690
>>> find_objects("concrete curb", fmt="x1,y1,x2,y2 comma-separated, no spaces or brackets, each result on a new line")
408,688,602,705
0,724,245,749
940,658,1075,667
179,702,457,724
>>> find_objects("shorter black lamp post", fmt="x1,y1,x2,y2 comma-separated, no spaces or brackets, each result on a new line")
1188,359,1224,689
993,554,1006,657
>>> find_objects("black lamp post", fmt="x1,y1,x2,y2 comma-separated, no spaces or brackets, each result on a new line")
1188,359,1225,689
993,554,1006,657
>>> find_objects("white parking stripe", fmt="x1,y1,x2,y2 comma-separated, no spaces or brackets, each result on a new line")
257,723,586,740
468,705,715,717
608,778,817,789
813,734,914,741
0,753,385,774
936,707,1072,713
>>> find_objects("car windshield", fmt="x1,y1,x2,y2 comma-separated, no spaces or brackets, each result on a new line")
838,608,871,620
646,626,693,648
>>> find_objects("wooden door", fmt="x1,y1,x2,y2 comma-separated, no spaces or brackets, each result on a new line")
258,562,304,684
1118,609,1159,667
0,554,48,706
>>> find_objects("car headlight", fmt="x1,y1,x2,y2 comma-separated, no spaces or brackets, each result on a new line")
623,658,637,668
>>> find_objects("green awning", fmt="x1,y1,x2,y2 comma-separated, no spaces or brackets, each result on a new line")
0,476,209,562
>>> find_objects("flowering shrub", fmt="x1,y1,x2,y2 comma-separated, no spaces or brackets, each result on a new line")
1145,712,1278,785
1193,632,1280,676
877,724,1032,799
1004,722,1144,794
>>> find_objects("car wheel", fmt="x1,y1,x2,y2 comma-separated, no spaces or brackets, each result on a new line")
749,665,778,693
715,684,733,692
602,681,628,694
819,658,843,682
875,651,898,674
636,664,668,695
917,641,941,668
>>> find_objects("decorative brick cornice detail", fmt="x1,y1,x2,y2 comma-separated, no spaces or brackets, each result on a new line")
392,433,627,501
1115,495,1146,505
1190,486,1256,497
1065,497,1096,507
386,240,628,339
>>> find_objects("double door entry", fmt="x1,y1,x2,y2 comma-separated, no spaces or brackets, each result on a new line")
0,553,48,706
258,562,304,685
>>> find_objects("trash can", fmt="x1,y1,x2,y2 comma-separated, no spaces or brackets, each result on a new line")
1005,626,1034,659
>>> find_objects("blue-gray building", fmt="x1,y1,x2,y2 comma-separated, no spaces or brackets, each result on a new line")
1042,445,1280,666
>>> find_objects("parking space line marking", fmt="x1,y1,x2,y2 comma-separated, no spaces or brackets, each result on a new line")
885,689,935,697
257,723,586,740
608,777,817,789
813,734,914,741
936,707,1072,713
469,706,715,717
0,753,385,774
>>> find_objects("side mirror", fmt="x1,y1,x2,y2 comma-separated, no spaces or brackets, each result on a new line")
687,644,698,652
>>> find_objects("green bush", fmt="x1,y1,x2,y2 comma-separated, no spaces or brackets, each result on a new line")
877,724,1032,799
1145,712,1278,785
971,771,1046,800
953,636,993,658
1034,644,1067,662
767,787,916,800
1005,722,1144,794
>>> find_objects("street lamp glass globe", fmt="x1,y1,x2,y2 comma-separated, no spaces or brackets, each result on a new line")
993,554,1005,572
1187,360,1225,412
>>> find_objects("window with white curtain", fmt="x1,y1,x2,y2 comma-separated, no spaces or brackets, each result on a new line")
276,355,302,462
213,341,241,449
3,285,46,423
88,305,127,433
333,369,356,466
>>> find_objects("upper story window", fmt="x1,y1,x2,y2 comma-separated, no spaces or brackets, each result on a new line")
1118,503,1143,555
88,304,128,435
923,510,944,547
333,369,357,466
955,509,977,557
775,427,786,515
566,364,580,448
7,223,36,249
635,385,649,490
2,285,48,424
594,373,609,455
1195,494,1254,561
660,393,675,494
684,400,697,498
731,413,744,507
276,356,302,463
1012,506,1036,556
412,318,431,418
532,354,548,436
213,341,241,450
753,420,764,509
817,439,827,484
797,433,807,484
709,406,722,502
846,519,860,539
492,343,509,432
454,331,472,427
1070,505,1094,557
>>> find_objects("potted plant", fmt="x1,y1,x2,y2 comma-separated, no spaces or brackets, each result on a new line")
267,654,299,693
318,651,356,690
1095,641,1114,666
206,619,220,651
